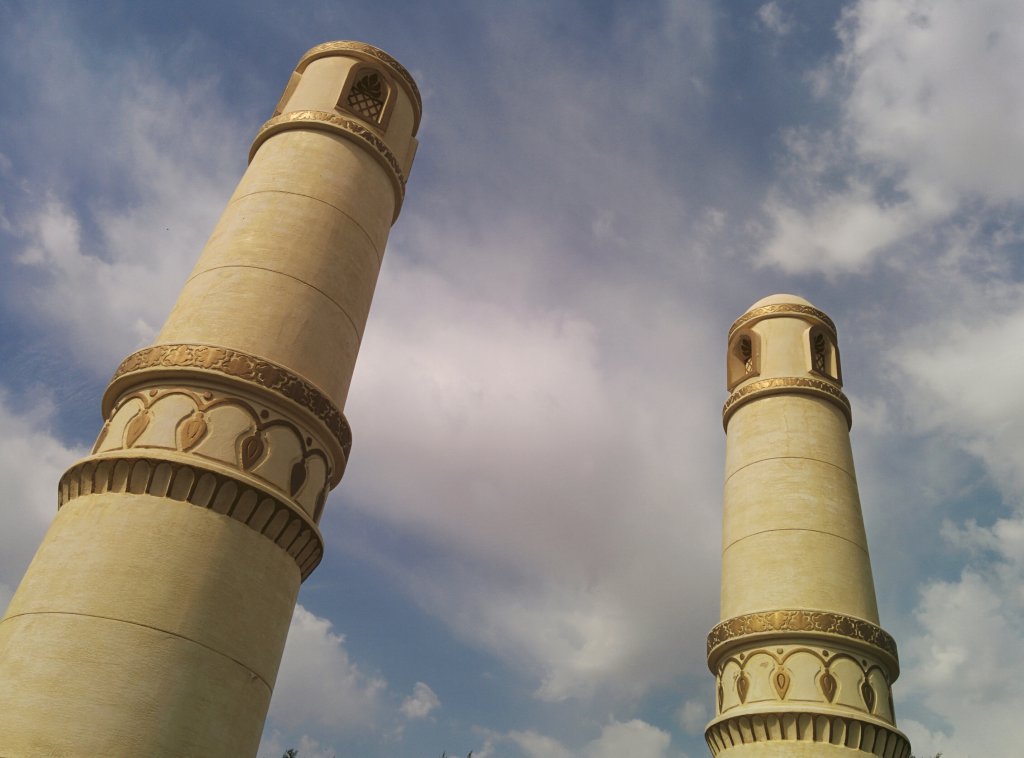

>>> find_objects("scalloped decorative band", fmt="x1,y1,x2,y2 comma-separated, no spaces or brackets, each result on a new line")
705,710,910,757
707,609,898,668
58,456,324,580
723,376,851,429
104,344,351,464
249,110,407,220
728,303,837,342
296,40,422,129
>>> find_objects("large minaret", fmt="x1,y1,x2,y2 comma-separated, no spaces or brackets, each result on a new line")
705,295,910,757
0,42,419,756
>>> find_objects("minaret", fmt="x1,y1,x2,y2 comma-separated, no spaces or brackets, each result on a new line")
705,295,910,757
0,42,420,756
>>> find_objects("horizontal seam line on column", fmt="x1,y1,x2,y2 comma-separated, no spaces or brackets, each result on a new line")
184,264,361,339
0,610,272,692
723,527,869,554
227,188,384,263
725,455,854,484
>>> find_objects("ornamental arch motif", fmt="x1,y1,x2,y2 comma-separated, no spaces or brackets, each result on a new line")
338,65,393,128
807,324,842,383
727,329,760,390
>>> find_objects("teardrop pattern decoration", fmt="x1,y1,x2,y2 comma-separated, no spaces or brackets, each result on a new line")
736,672,750,703
717,681,724,712
290,459,307,496
240,432,266,470
861,679,876,712
177,411,208,451
773,668,791,699
124,409,152,448
820,670,837,702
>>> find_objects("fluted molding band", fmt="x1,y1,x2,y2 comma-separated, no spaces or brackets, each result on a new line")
103,343,351,484
723,376,851,430
705,709,910,757
296,40,422,130
249,110,407,220
58,455,324,580
728,302,837,342
708,609,899,676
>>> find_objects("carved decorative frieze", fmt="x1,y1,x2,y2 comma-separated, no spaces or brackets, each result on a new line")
106,344,351,476
722,376,852,429
249,110,407,217
728,302,837,342
58,456,323,580
713,643,896,725
707,610,898,667
705,710,910,757
95,385,331,521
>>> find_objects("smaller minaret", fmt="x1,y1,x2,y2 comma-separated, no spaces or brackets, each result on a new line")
705,295,910,757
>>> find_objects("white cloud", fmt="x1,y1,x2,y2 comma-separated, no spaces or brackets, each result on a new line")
676,699,707,734
761,0,1024,272
258,731,338,758
882,288,1024,755
900,556,1024,756
509,719,674,758
840,0,1024,202
266,605,386,732
508,730,574,758
758,2,791,36
896,303,1024,499
340,254,723,702
400,681,441,719
0,389,83,607
584,720,673,758
7,28,240,373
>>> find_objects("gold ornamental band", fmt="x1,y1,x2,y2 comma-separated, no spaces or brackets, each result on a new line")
297,40,422,129
707,609,898,674
59,455,325,580
723,376,851,429
103,344,352,475
705,710,910,757
728,302,837,342
249,110,407,220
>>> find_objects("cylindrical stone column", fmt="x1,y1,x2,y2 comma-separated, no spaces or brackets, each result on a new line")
0,41,420,757
705,295,910,757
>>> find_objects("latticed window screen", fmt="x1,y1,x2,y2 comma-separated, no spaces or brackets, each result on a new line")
346,71,387,124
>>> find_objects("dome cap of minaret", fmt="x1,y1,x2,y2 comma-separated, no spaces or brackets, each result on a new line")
746,293,815,311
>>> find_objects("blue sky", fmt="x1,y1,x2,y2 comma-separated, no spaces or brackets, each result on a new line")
1,1,1022,755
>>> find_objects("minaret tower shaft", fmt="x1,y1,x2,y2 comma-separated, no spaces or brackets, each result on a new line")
0,42,420,756
705,295,910,757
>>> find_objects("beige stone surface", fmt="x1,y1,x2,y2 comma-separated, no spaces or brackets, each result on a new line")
720,530,878,621
723,457,868,551
228,129,395,252
724,396,855,480
157,266,365,407
5,496,299,682
0,613,270,756
0,41,420,756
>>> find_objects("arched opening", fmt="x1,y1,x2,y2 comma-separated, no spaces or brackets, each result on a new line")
339,67,392,127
